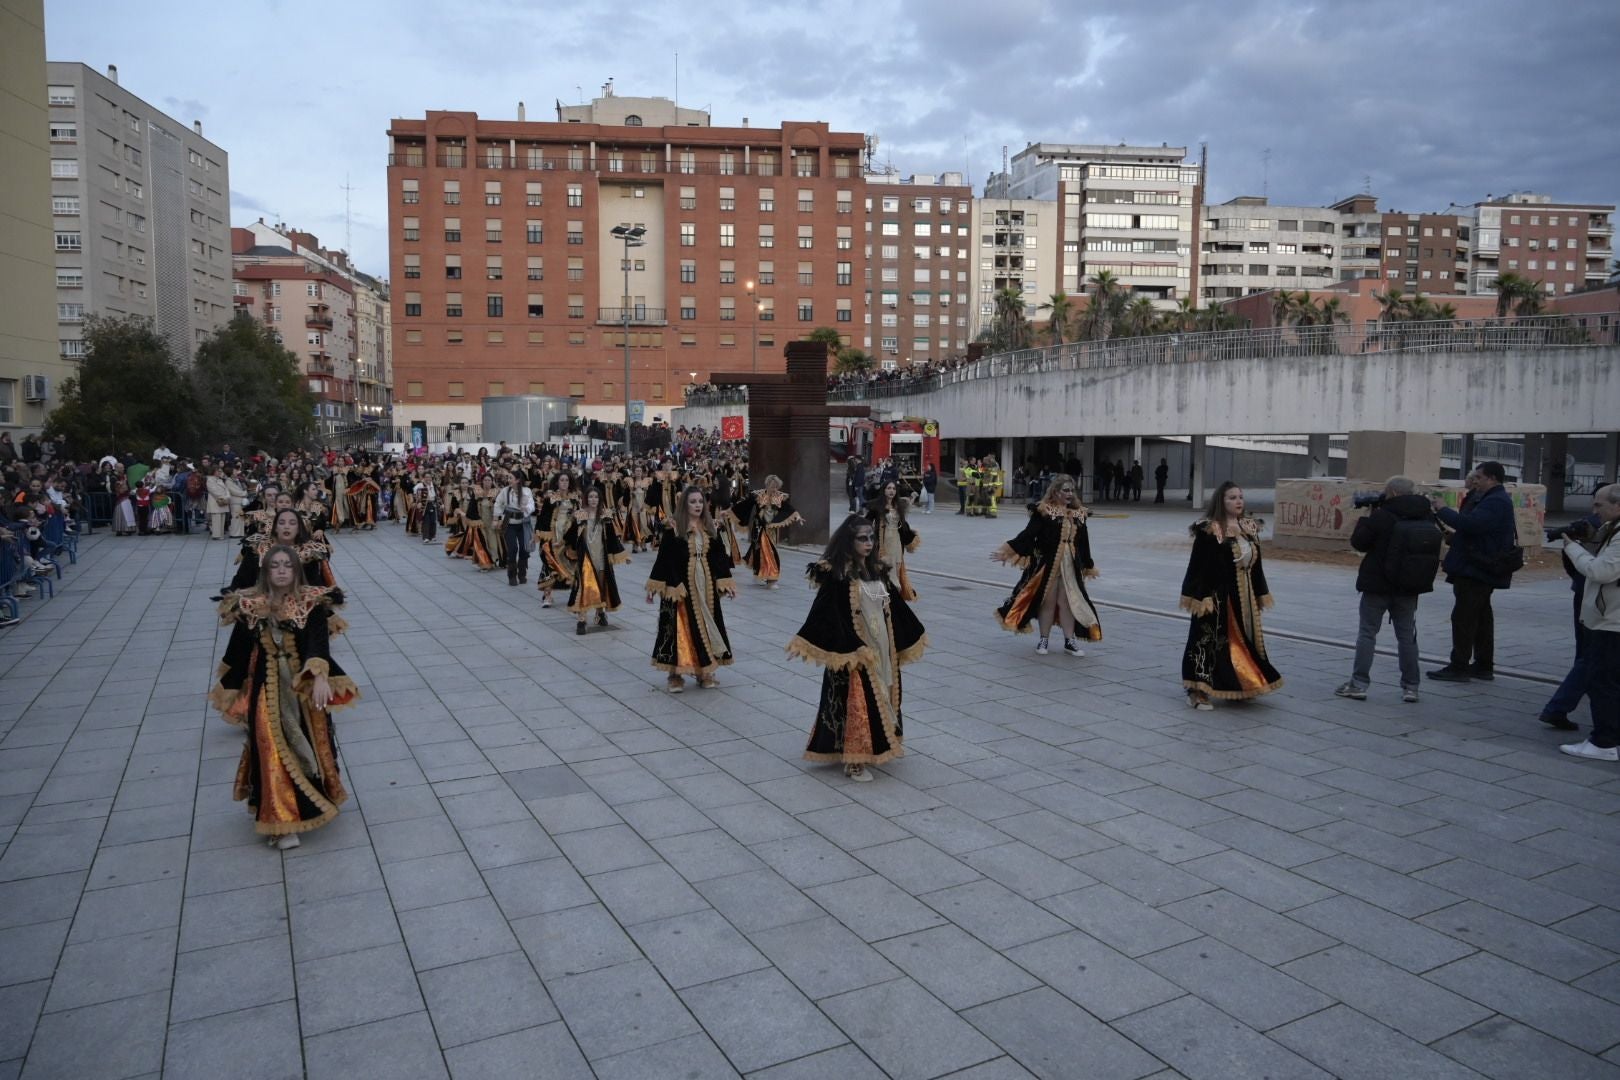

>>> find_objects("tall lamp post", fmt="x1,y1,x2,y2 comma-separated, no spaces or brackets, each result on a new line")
611,224,646,459
745,279,758,372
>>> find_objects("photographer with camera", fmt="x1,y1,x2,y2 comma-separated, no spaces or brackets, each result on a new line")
494,470,536,587
1427,461,1518,683
1538,497,1604,732
1335,477,1441,703
1544,483,1620,761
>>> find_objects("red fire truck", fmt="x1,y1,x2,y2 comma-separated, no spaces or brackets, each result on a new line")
845,417,941,487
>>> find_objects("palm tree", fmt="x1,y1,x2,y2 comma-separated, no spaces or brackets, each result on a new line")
1270,289,1303,327
1037,291,1073,345
1315,295,1348,326
1170,296,1198,333
1491,272,1548,319
990,286,1033,352
1514,282,1547,318
1196,304,1241,332
1372,285,1413,323
1120,297,1161,338
1084,270,1122,340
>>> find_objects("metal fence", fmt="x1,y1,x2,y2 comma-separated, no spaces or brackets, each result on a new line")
827,312,1620,403
681,388,750,408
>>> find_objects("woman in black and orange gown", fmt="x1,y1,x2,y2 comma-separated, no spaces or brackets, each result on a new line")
229,508,334,592
346,466,381,530
991,474,1103,658
565,486,628,634
210,544,359,849
1179,482,1282,710
536,471,579,608
451,479,497,571
647,487,736,693
790,515,927,783
735,474,803,589
866,479,920,601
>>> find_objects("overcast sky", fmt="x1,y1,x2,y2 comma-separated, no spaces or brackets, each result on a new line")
44,0,1620,277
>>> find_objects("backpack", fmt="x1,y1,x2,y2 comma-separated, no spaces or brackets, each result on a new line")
1384,515,1442,594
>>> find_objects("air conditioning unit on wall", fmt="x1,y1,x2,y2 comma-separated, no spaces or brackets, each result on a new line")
23,375,49,402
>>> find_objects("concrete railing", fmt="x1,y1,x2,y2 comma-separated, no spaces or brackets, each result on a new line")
828,313,1620,403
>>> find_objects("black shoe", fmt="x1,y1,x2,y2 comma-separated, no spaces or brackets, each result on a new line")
1469,666,1495,681
508,577,519,587
576,621,586,635
596,611,608,627
1427,667,1472,682
1539,712,1579,731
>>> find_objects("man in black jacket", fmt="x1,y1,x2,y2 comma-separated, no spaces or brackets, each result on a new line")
1428,461,1517,681
1336,476,1439,703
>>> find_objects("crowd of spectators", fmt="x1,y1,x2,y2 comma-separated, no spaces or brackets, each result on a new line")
826,355,975,394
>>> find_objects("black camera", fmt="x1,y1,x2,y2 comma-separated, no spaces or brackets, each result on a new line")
1352,492,1385,509
1545,520,1592,543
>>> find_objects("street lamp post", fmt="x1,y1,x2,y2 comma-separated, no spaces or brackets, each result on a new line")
611,224,646,459
745,279,757,372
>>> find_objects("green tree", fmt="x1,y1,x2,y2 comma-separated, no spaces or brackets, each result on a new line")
989,286,1033,352
1083,270,1123,340
833,346,875,374
190,313,317,452
1119,297,1162,338
1037,291,1074,345
807,326,843,354
44,314,193,457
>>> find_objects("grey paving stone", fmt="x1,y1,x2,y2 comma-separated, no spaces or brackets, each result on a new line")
651,827,768,882
1160,890,1336,966
1093,811,1229,865
353,784,444,824
804,873,948,942
399,895,520,972
962,986,1164,1080
588,862,709,926
1005,929,1184,1021
379,850,487,911
0,871,85,931
0,920,69,988
627,909,771,990
694,868,824,933
283,845,385,905
66,877,183,945
745,1043,887,1079
482,857,594,921
1426,952,1620,1054
749,774,853,815
553,823,660,876
162,1000,304,1080
1414,858,1595,925
1017,780,1137,825
1208,789,1338,833
511,903,641,979
304,1011,448,1080
1434,1015,1620,1080
821,977,1004,1080
367,816,464,864
289,887,402,962
0,981,46,1062
1271,1004,1484,1080
1280,943,1492,1043
170,934,295,1023
615,795,717,840
44,925,177,1012
592,1032,742,1080
794,802,908,850
20,989,168,1080
1141,938,1334,1031
677,967,846,1072
524,791,623,834
548,958,701,1061
749,915,903,1000
1040,883,1203,957
889,805,1011,855
182,842,285,897
1293,853,1462,917
853,837,983,895
991,809,1116,859
1287,894,1477,974
922,878,1072,950
100,801,194,847
1419,899,1614,981
1114,995,1331,1080
295,942,426,1037
960,840,1093,900
1556,907,1620,953
750,832,868,889
458,819,561,869
178,881,287,953
417,950,558,1049
1070,845,1218,907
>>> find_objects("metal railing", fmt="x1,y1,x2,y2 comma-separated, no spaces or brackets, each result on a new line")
597,307,668,325
387,152,848,180
827,312,1620,403
682,388,749,407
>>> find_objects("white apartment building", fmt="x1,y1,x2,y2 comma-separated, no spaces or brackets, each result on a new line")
1199,197,1339,303
47,62,231,366
968,197,1059,338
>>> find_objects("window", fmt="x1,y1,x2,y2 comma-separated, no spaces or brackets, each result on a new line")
836,192,853,214
401,178,420,204
56,269,83,287
446,293,463,317
486,255,503,279
567,184,583,207
568,381,586,397
680,297,697,319
57,302,84,322
444,217,462,242
568,294,584,318
443,180,461,205
836,261,852,286
567,257,584,281
836,298,852,322
527,294,544,317
720,223,735,247
681,333,697,347
757,297,774,321
448,381,465,397
797,299,813,321
404,330,423,344
679,151,695,175
486,219,502,242
566,221,583,244
51,197,80,215
445,255,462,279
487,294,504,317
680,223,696,247
679,260,697,283
403,216,420,241
719,333,736,347
758,224,775,248
797,225,813,249
679,186,696,211
719,152,735,175
51,159,78,178
525,181,542,206
403,254,421,278
760,189,775,212
407,381,423,397
798,190,814,212
720,297,736,321
719,187,735,211
798,261,813,286
527,256,543,280
404,292,422,315
49,121,77,141
54,231,81,251
837,226,853,250
484,180,502,205
48,85,76,106
525,220,542,243
607,151,623,173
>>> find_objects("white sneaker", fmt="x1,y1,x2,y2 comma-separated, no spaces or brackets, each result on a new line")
1063,639,1085,657
273,833,301,850
1034,638,1049,655
1559,740,1619,762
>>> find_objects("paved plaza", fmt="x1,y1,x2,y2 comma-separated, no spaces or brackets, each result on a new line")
2,504,1619,1079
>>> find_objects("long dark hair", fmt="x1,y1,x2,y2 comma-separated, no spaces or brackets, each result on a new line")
816,513,888,582
866,480,910,526
1194,481,1254,535
254,543,308,593
270,508,310,544
672,486,713,536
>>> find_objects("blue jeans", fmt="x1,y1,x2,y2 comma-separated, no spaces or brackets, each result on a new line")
1543,592,1590,718
1351,593,1421,690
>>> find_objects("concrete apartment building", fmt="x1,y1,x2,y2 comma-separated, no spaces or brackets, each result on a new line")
986,143,1202,311
231,219,393,430
863,172,973,366
0,0,69,434
386,87,867,428
1200,197,1339,303
968,196,1060,338
1464,193,1614,298
46,62,231,367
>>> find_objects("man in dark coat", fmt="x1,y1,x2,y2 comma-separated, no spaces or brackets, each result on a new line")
1335,476,1437,702
1428,461,1517,681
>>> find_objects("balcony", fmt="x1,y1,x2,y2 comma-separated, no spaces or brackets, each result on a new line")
306,312,334,330
597,307,668,326
387,151,427,167
387,152,832,178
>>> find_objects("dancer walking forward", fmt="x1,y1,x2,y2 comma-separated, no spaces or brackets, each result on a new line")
991,475,1102,656
866,480,920,601
1179,482,1282,710
647,488,736,693
566,486,628,634
791,515,927,782
536,473,578,608
735,474,802,588
210,545,359,849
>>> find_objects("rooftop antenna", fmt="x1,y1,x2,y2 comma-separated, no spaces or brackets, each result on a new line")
963,135,970,188
1363,173,1372,195
340,174,355,261
576,84,583,104
674,51,678,109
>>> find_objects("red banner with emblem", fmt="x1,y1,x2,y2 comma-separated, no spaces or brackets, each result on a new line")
720,415,745,440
